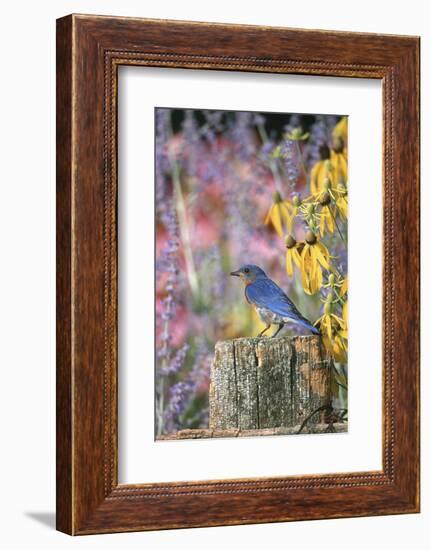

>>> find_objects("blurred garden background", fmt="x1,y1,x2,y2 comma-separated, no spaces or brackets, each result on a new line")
155,107,348,436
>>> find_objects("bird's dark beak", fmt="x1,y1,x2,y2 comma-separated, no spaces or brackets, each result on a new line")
230,270,241,277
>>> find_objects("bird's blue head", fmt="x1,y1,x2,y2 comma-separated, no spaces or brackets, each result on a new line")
230,264,267,285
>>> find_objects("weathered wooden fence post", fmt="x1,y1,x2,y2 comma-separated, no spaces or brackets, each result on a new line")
209,335,331,431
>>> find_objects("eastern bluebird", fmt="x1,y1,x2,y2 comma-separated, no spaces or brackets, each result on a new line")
230,264,320,338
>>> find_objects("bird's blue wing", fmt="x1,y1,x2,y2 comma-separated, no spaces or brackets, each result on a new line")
246,278,319,334
245,278,298,316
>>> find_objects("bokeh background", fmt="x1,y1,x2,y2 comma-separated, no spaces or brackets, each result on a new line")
155,108,347,436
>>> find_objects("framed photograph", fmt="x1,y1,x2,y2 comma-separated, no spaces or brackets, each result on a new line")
56,14,420,534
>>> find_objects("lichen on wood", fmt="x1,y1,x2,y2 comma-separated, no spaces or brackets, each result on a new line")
209,335,332,431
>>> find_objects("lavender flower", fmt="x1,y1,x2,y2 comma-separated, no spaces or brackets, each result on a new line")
190,344,212,389
164,379,195,432
155,108,171,216
159,343,190,375
280,138,300,189
201,110,225,143
229,111,256,161
155,200,181,435
157,206,179,347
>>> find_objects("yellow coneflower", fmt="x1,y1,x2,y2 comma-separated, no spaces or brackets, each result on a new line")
330,150,348,187
315,294,344,340
299,231,331,295
284,234,301,277
332,116,348,157
311,158,330,195
315,294,347,362
317,191,335,236
311,147,348,198
310,174,347,233
264,191,294,235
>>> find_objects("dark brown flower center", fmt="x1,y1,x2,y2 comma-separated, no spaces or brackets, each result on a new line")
273,191,283,203
285,234,297,249
305,230,317,244
319,192,331,206
319,144,330,160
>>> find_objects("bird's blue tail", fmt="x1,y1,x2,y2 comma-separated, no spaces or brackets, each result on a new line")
296,317,320,335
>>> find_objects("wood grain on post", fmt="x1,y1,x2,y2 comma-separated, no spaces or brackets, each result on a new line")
209,336,331,431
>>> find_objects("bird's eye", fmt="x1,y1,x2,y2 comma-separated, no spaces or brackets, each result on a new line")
244,268,250,274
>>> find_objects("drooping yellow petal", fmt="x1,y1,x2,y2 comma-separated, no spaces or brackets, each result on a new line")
300,244,316,295
265,204,284,237
343,301,348,326
309,245,318,280
299,244,324,294
286,245,301,277
320,207,335,236
300,245,311,294
314,315,323,327
322,334,333,354
319,210,325,237
333,334,348,363
324,314,332,341
336,196,348,219
332,117,348,147
310,246,322,293
310,162,326,195
292,247,301,268
264,208,271,225
331,314,345,329
330,150,348,186
280,202,293,231
315,242,331,270
326,207,335,233
313,259,323,293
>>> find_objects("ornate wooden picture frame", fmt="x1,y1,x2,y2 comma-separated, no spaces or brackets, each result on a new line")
56,14,420,534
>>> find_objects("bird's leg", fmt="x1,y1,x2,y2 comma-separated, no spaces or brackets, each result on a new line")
271,322,285,338
257,324,271,337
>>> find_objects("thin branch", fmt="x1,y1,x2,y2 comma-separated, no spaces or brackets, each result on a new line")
297,405,332,434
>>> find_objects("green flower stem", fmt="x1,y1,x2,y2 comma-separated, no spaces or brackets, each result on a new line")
333,287,347,304
331,364,348,391
329,206,346,244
